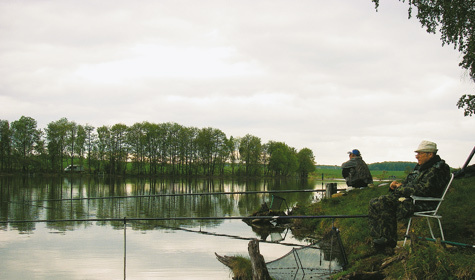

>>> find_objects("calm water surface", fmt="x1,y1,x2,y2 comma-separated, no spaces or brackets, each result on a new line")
0,176,347,279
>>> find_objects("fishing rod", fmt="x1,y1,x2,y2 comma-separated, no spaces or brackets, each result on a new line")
27,188,346,203
455,145,475,178
152,223,318,248
461,145,475,170
0,214,368,224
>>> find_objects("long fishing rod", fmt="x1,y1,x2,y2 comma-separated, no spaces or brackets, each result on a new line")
152,223,318,248
455,145,475,178
0,214,368,224
28,188,346,203
461,145,475,170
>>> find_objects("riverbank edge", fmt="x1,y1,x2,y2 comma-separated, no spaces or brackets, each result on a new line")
223,174,475,279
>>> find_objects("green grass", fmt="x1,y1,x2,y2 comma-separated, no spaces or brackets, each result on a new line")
311,169,407,181
226,256,253,280
439,176,475,244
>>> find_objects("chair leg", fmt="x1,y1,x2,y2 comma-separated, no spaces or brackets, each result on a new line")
404,217,413,246
437,218,445,241
426,217,436,240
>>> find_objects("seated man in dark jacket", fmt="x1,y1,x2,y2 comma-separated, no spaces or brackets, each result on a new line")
341,149,373,188
369,140,450,250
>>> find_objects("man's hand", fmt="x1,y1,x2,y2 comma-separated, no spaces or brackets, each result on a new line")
390,181,402,190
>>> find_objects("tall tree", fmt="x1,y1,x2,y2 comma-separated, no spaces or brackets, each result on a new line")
74,125,87,166
65,121,78,168
297,148,316,178
196,127,227,176
127,122,147,175
178,126,198,176
372,0,475,116
156,123,171,174
267,141,299,176
96,125,111,174
11,116,40,172
35,130,48,172
46,118,69,172
239,134,263,176
0,120,12,172
84,124,96,173
143,122,165,175
226,136,239,176
166,123,183,176
110,123,128,175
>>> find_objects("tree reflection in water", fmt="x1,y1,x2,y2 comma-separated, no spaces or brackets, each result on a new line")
0,175,347,279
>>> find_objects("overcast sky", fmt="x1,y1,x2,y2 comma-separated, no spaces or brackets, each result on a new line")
1,0,474,167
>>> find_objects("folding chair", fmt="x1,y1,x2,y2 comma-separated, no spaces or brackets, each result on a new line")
404,173,455,246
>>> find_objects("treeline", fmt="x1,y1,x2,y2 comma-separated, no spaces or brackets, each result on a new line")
317,161,417,173
368,161,416,172
0,116,316,177
317,162,416,172
316,165,340,170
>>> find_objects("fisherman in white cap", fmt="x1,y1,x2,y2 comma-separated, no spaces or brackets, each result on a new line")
368,140,450,253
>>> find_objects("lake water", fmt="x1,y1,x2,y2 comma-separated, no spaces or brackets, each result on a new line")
0,176,348,279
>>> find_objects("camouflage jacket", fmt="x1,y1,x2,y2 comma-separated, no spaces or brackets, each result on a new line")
342,156,373,187
392,155,450,199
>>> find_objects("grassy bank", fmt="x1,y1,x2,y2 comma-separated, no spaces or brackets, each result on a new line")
292,175,475,279
312,169,407,181
221,173,474,279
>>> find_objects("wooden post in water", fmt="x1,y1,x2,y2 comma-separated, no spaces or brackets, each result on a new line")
325,183,337,198
248,239,272,280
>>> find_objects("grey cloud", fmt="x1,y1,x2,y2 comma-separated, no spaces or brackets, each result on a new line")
0,0,474,167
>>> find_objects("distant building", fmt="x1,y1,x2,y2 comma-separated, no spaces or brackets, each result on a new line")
64,165,84,173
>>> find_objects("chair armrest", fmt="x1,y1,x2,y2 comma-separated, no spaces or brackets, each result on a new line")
411,195,443,201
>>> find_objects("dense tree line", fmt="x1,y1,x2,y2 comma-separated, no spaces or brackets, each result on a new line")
318,162,417,172
0,116,316,177
368,161,416,172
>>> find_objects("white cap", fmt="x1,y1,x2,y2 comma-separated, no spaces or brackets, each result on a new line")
415,140,438,153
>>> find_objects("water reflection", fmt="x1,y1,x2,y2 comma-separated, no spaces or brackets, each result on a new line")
0,176,347,279
1,176,338,230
